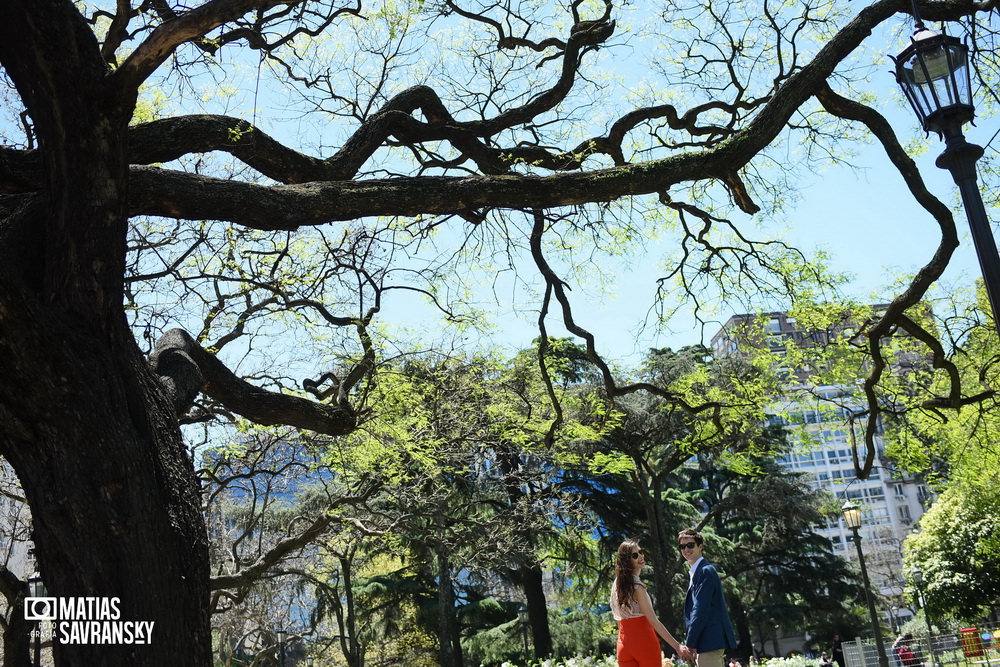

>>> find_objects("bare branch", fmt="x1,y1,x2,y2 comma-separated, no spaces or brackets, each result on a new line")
209,481,379,591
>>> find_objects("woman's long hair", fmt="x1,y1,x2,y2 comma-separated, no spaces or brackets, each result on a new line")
615,539,640,610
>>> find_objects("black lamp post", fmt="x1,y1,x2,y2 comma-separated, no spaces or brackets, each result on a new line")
842,501,890,667
911,569,938,666
27,569,44,667
277,629,287,667
892,2,1000,333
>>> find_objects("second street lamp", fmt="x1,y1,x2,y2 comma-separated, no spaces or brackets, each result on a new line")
892,2,1000,334
27,569,44,667
277,629,287,667
912,569,938,666
842,501,890,667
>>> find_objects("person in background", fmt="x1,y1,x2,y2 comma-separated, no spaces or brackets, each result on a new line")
819,651,834,667
893,633,921,667
832,635,846,667
611,538,689,667
679,529,738,667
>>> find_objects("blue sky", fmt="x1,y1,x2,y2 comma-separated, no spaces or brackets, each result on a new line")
365,12,1000,366
138,3,999,369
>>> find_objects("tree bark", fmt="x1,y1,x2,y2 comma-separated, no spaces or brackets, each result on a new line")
338,553,364,667
728,593,754,663
0,315,212,666
632,460,680,635
0,1,212,664
435,545,462,667
521,563,554,660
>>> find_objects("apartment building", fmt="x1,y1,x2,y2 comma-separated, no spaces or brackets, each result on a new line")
710,311,930,608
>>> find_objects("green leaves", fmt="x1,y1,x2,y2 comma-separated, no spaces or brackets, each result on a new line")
903,485,1000,621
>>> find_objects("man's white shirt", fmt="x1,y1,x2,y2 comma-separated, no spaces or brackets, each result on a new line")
688,556,705,588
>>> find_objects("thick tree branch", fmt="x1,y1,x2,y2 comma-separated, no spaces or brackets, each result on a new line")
116,0,919,226
150,328,357,434
814,81,966,477
114,0,303,91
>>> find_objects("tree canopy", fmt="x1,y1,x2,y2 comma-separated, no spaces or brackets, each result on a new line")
2,0,1000,664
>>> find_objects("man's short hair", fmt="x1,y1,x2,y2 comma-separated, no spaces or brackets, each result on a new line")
678,528,703,545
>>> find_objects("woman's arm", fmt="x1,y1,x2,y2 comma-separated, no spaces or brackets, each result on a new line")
635,585,683,653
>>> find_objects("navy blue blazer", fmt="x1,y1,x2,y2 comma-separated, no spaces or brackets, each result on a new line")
684,559,738,653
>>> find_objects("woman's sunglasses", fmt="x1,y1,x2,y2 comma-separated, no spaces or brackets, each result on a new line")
630,549,647,559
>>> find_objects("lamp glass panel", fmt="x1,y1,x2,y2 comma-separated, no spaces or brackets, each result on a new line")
900,67,933,122
922,48,969,108
842,504,862,529
911,44,953,84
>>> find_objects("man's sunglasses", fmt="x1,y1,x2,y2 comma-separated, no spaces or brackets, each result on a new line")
630,549,647,559
678,542,698,551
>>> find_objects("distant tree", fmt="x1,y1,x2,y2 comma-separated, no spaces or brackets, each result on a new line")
201,428,382,666
595,345,779,630
878,285,1000,619
902,486,1000,622
329,350,603,665
689,453,865,661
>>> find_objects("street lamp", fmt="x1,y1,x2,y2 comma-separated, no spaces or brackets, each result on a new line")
911,569,938,666
892,1,1000,333
27,569,44,667
842,501,890,667
277,629,287,667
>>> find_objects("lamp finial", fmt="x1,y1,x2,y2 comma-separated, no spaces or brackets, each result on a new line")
909,0,927,33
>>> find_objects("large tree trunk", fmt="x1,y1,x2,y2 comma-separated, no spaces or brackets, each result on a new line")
633,464,680,637
0,314,212,666
435,534,464,667
728,593,754,663
521,563,553,660
338,553,364,667
0,2,212,664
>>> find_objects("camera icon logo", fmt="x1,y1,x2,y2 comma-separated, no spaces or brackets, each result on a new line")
24,597,57,621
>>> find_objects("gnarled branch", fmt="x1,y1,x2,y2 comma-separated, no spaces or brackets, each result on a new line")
150,328,357,435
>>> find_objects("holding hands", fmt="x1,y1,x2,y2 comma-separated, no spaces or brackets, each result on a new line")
679,644,697,662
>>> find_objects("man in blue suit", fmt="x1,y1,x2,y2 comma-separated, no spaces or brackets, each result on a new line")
680,529,737,667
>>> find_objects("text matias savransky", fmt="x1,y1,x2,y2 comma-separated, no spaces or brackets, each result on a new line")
24,596,155,645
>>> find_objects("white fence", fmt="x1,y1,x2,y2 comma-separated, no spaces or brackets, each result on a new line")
844,624,1000,667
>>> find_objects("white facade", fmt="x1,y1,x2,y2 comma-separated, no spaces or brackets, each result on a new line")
0,460,32,580
711,312,930,611
767,396,928,600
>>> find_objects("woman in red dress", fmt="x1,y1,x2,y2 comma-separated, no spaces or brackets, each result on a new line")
611,539,688,667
